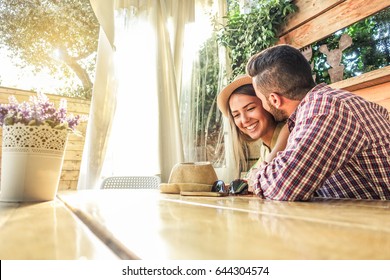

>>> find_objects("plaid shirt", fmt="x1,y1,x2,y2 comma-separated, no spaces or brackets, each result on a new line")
254,83,390,201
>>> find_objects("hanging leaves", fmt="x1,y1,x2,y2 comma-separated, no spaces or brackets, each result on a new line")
216,0,297,80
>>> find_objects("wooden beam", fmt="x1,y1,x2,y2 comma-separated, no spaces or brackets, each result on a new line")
280,0,346,35
330,66,390,92
352,82,390,113
278,0,390,49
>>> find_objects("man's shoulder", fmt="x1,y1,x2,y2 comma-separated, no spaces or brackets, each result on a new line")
299,84,344,115
305,83,367,109
308,83,354,99
302,83,389,120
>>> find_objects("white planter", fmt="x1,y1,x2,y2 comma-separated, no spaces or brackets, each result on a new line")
0,123,68,202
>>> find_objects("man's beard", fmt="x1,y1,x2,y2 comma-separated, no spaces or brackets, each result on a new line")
267,100,288,122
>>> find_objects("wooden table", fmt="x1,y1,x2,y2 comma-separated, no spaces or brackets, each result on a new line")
0,199,119,260
56,189,390,260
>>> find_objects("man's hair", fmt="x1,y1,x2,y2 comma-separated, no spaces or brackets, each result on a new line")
246,44,316,100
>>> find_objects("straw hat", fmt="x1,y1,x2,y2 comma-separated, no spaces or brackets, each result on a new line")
159,162,218,194
217,74,253,117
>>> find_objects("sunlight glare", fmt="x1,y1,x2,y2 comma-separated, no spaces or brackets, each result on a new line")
102,10,159,177
53,48,61,59
0,46,77,94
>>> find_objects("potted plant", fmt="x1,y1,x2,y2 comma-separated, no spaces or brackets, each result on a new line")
0,92,87,202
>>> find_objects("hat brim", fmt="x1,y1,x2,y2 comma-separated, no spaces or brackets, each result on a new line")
159,183,212,194
217,75,253,117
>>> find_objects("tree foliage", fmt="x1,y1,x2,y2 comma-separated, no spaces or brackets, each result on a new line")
196,33,224,164
0,0,99,99
216,0,297,79
311,7,390,84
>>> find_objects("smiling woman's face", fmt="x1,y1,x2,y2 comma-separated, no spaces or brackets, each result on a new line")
229,93,275,140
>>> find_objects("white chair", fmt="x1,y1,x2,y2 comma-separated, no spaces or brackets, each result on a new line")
100,176,160,189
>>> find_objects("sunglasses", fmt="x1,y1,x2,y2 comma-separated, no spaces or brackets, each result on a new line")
211,179,249,195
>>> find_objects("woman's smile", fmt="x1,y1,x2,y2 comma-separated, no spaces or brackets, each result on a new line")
245,121,259,132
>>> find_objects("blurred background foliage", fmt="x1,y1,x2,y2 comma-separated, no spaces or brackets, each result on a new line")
216,0,297,80
312,7,390,84
0,0,99,99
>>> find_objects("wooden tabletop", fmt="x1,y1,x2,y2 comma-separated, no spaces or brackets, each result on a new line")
57,189,390,260
0,199,119,260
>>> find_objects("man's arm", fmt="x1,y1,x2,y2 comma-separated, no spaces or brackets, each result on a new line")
254,108,366,201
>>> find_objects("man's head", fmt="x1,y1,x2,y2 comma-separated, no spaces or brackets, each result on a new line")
246,44,316,121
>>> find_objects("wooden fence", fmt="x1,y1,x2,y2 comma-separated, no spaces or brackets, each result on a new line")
0,87,90,190
278,0,390,112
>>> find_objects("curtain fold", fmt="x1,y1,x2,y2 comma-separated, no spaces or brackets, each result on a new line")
153,0,185,182
77,26,117,189
89,0,115,48
80,0,198,188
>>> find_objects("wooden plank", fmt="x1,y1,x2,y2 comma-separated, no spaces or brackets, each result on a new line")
58,180,73,190
0,87,88,101
58,180,80,190
65,142,86,151
330,66,390,92
69,180,80,190
60,170,80,181
352,82,390,102
62,160,82,171
64,150,83,161
278,0,390,49
280,0,345,35
351,82,390,112
66,138,86,145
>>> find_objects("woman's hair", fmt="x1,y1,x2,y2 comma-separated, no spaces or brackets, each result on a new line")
246,44,316,100
227,84,258,174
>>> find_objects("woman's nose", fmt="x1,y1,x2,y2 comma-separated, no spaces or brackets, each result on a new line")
240,113,250,124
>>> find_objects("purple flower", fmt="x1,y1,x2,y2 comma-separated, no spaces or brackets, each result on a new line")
54,99,68,124
0,104,10,126
17,102,33,124
0,92,87,134
8,96,19,112
66,114,80,130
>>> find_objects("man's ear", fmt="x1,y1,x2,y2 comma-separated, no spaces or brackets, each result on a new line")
268,92,283,108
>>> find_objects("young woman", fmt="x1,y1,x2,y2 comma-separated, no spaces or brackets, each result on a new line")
217,74,289,189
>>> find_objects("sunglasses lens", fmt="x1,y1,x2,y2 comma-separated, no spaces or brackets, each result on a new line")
212,180,227,193
229,179,248,194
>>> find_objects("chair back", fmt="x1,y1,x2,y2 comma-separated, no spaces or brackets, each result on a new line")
100,176,160,189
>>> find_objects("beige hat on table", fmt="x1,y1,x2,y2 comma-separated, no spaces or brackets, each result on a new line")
159,162,218,194
217,74,253,117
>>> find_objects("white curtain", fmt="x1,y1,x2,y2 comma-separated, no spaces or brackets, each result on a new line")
79,0,200,188
77,25,117,189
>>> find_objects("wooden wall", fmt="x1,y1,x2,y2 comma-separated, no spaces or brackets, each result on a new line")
278,0,390,112
0,86,90,190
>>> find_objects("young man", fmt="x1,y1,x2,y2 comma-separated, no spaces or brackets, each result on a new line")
246,44,390,201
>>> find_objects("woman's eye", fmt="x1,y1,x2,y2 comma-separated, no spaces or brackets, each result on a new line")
247,106,256,111
233,114,239,119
